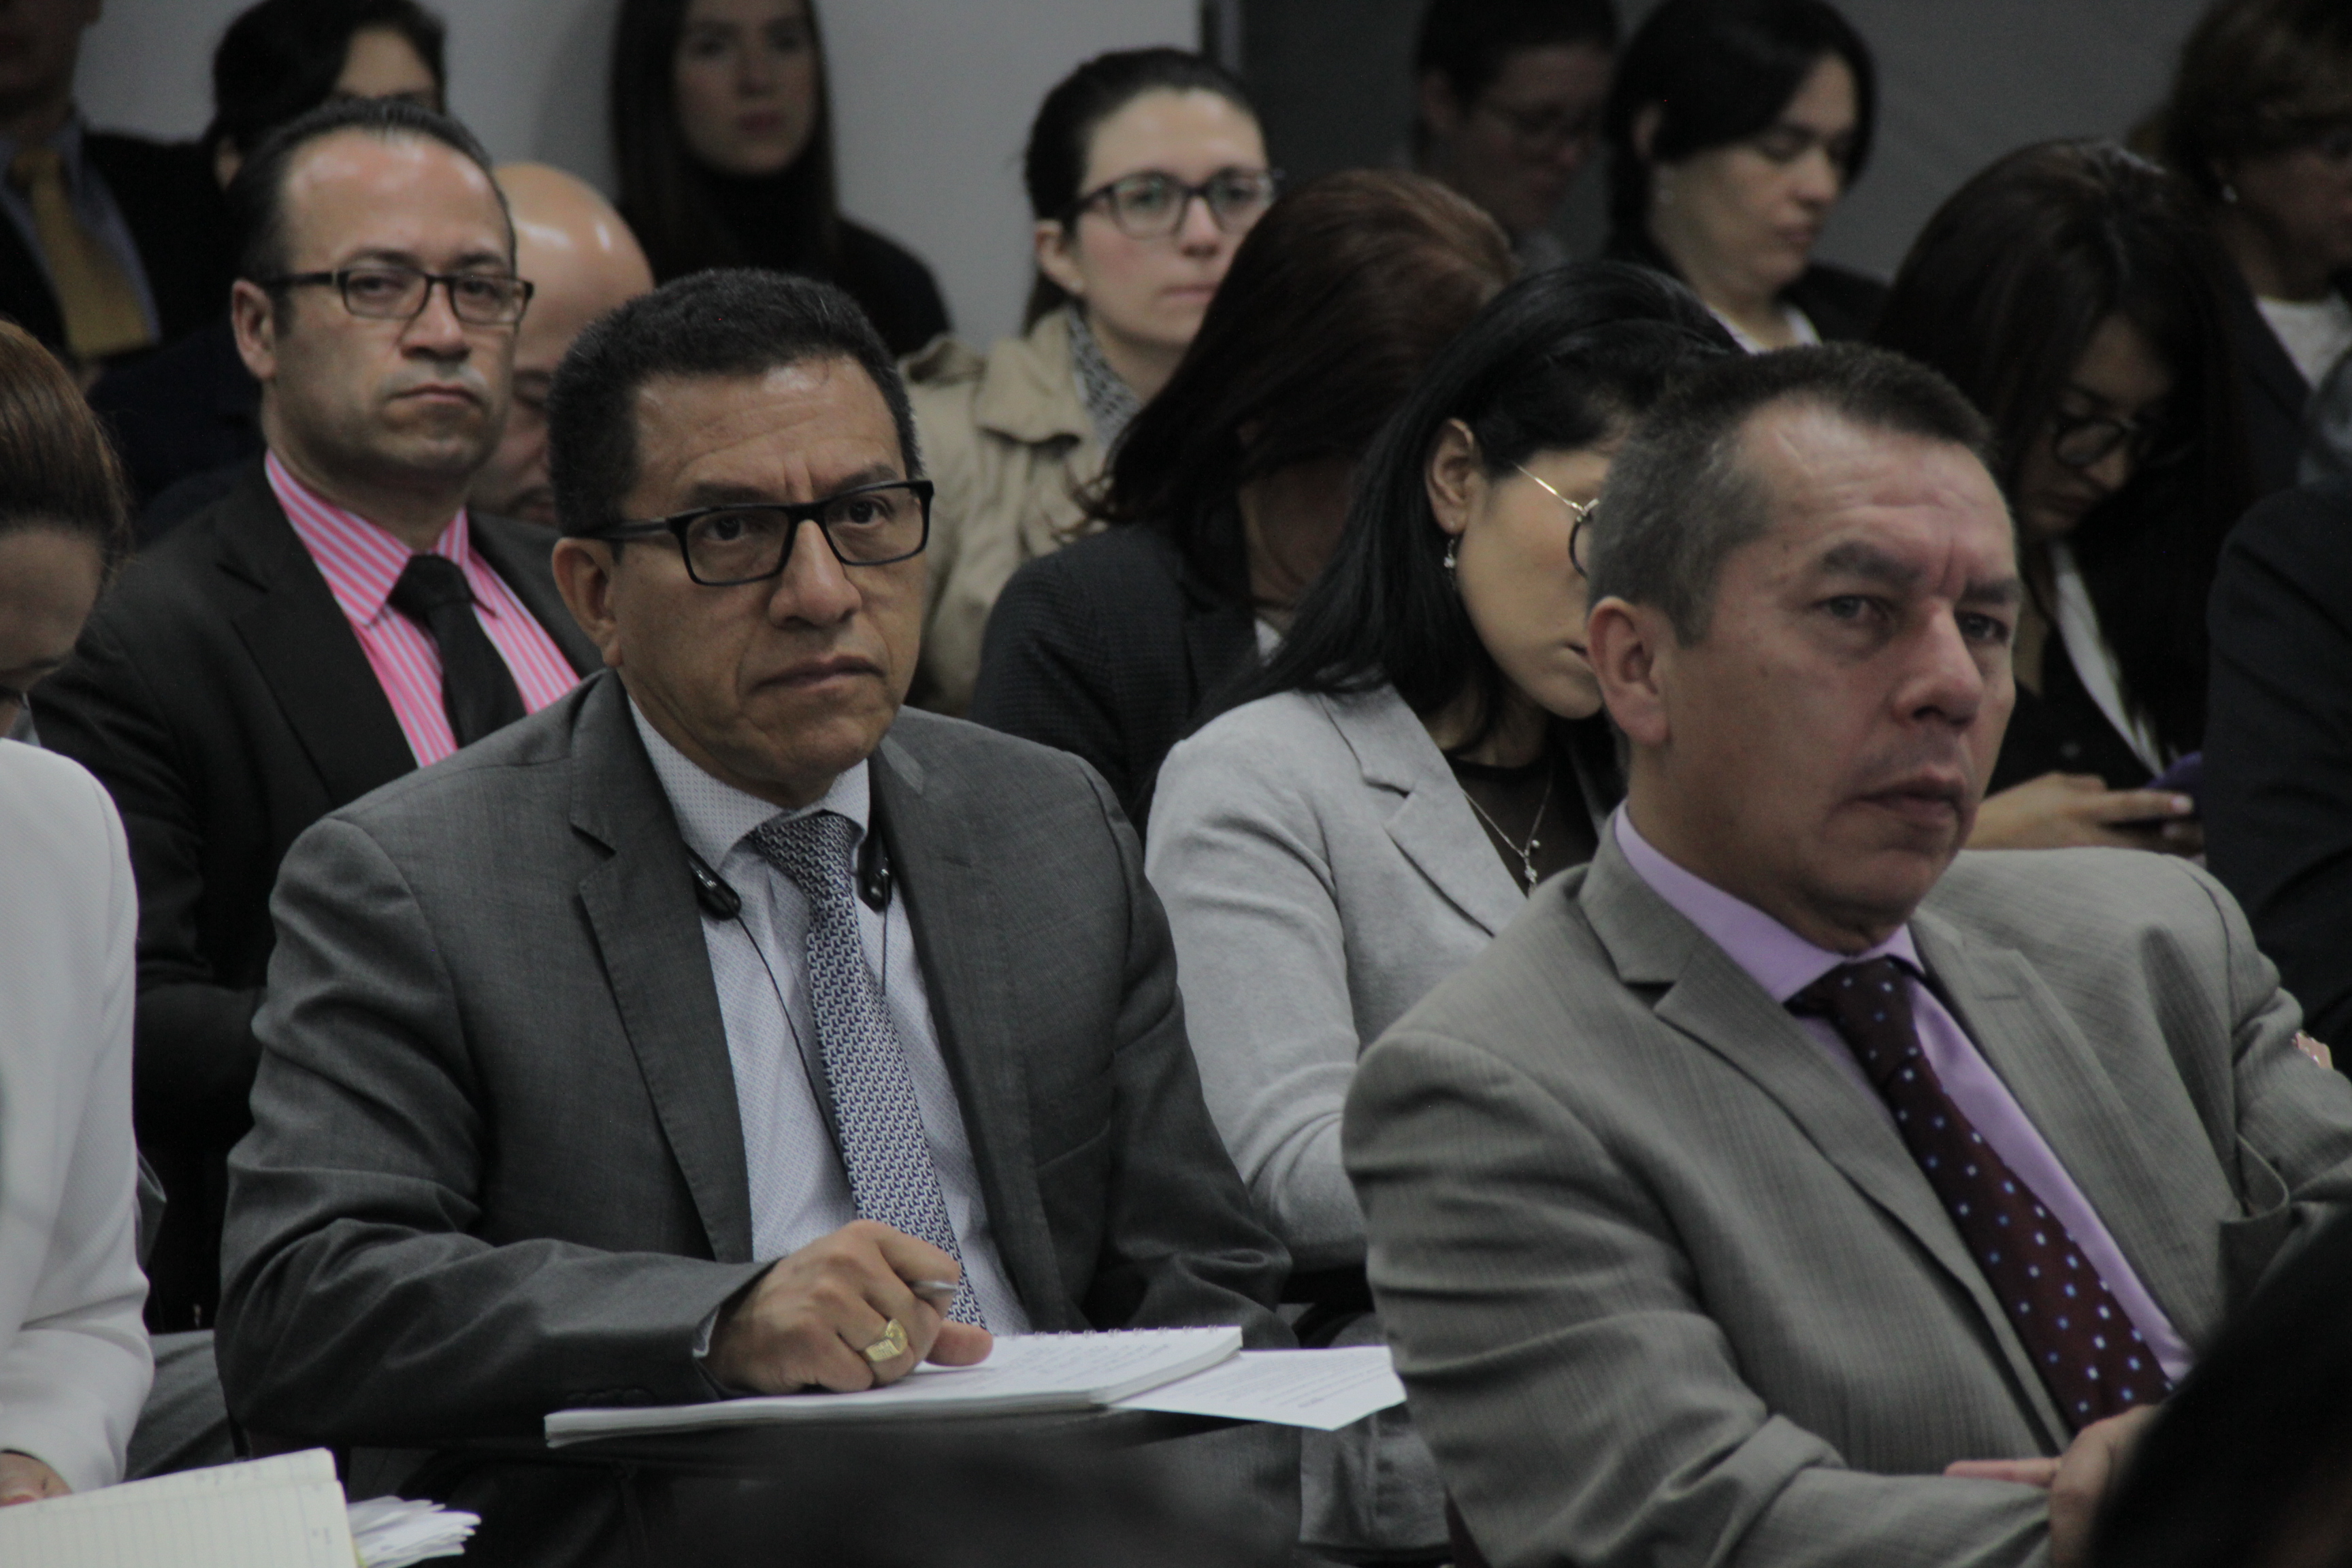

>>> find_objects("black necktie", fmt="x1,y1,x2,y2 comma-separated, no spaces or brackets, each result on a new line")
1789,958,2169,1431
387,554,526,747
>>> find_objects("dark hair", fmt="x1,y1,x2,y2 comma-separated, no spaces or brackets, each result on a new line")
1875,140,2250,762
611,0,840,285
1415,0,1621,108
0,322,131,574
1022,48,1259,327
1092,169,1515,602
227,97,508,285
2158,0,2352,204
206,0,447,165
547,269,920,537
1589,343,1991,643
2092,1209,2352,1568
1235,262,1732,750
1603,0,1876,235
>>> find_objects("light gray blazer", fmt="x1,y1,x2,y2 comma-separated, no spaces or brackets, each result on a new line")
1147,686,1613,1271
1345,821,2352,1568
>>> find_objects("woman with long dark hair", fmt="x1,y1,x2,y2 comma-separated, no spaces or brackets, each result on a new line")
2154,0,2352,494
968,169,1515,822
1601,0,1883,349
1876,140,2251,851
1145,263,1732,1560
609,0,947,354
908,48,1269,715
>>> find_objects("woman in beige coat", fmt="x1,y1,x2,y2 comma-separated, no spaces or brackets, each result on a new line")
906,48,1269,713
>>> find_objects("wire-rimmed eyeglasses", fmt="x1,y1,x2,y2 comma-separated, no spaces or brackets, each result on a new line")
1065,167,1282,240
260,265,534,325
581,479,934,587
1515,463,1598,573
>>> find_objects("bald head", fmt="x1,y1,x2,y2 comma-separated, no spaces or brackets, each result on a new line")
470,163,653,525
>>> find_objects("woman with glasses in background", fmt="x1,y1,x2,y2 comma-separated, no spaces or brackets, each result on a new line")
906,49,1269,715
1876,141,2251,852
2153,0,2352,495
969,170,1514,827
1145,263,1731,1563
610,0,947,356
1601,0,1882,351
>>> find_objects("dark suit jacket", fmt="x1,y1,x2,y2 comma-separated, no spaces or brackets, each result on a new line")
1603,227,1888,341
1989,636,2153,794
2206,479,2352,1047
2224,266,2340,503
0,131,231,360
969,523,1258,826
214,673,1288,1557
33,461,600,1328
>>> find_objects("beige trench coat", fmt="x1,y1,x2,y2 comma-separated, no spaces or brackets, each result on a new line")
903,307,1105,715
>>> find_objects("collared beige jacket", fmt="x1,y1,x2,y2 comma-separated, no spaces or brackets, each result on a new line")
903,307,1105,715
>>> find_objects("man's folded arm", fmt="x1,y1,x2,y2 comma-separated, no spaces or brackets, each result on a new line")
1345,1030,2050,1568
1071,764,1290,1345
216,815,766,1445
36,613,263,1128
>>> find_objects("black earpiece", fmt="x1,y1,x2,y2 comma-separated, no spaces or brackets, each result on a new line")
687,852,742,920
858,833,894,913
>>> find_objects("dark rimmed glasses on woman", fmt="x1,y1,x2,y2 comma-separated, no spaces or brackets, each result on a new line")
2048,408,2188,472
1517,463,1599,574
583,479,934,587
1066,167,1282,240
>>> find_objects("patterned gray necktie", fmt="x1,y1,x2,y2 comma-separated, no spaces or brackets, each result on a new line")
748,809,985,1326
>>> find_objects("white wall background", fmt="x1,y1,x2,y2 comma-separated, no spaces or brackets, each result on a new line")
74,0,1200,344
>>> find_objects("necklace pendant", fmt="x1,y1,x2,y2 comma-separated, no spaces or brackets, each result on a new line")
1523,862,1539,887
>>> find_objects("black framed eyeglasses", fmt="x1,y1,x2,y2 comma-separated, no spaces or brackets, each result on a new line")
2048,408,2188,472
261,265,534,325
1066,167,1281,240
584,480,934,587
1476,98,1603,157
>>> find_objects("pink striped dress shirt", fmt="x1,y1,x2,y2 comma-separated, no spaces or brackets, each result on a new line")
1612,806,2195,1384
267,452,581,767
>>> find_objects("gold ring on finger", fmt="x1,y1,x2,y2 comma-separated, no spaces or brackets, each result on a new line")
862,1318,910,1364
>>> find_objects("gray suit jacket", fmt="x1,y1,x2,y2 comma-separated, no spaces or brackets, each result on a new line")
1148,686,1614,1271
217,671,1286,1449
1345,824,2352,1568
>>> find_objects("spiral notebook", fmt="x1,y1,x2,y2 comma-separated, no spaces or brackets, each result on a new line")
545,1325,1243,1445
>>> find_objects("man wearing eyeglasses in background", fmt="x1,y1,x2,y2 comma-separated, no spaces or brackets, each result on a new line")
36,98,599,1334
1412,0,1619,271
211,267,1294,1566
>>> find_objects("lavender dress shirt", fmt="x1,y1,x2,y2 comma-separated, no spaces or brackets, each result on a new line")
1614,806,2193,1383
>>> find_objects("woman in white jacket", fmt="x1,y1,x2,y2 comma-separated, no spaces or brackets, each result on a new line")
0,321,149,1503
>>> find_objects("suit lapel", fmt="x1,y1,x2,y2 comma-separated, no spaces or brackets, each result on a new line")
1330,689,1525,938
870,730,1064,1319
568,674,753,1262
216,466,416,804
1582,834,2070,1447
471,511,602,676
1909,912,2223,1348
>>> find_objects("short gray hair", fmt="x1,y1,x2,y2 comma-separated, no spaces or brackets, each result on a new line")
1587,344,1996,643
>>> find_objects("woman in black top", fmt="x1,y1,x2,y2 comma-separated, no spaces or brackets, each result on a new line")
1876,141,2251,853
610,0,948,355
968,169,1516,823
1600,0,1884,349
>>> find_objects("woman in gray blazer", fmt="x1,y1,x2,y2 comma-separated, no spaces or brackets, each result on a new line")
1147,263,1734,1561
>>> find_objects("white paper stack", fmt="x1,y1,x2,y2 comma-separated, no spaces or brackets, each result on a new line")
348,1496,479,1566
546,1325,1244,1444
0,1449,355,1568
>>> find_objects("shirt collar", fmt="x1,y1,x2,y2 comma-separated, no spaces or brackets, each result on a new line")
267,449,476,625
628,696,870,871
1612,805,1918,1002
0,113,84,181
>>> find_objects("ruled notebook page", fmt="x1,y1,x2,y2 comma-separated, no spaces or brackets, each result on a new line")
0,1449,356,1567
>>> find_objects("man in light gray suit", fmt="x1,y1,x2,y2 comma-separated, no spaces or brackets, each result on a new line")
1345,344,2352,1568
216,270,1290,1564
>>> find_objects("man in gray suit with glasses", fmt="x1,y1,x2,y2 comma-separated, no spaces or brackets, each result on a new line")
1346,344,2352,1568
215,269,1290,1564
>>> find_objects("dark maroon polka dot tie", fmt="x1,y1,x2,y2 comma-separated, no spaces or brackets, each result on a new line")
1789,957,2169,1431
